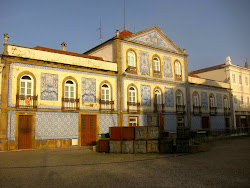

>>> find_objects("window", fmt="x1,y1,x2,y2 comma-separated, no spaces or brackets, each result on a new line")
65,80,75,99
193,92,199,107
176,90,183,106
234,96,237,104
177,117,184,127
129,116,138,126
245,77,248,86
127,51,136,67
241,96,244,104
128,86,138,112
209,95,215,107
223,96,228,109
247,97,249,104
153,57,160,73
174,61,182,79
62,79,79,110
155,89,162,104
20,75,33,96
129,86,137,103
232,74,236,83
239,75,242,84
101,83,111,110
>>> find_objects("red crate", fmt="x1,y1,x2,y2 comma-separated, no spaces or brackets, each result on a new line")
110,127,123,140
122,127,135,140
98,139,110,153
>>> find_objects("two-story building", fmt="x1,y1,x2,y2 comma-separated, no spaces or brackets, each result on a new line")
190,56,250,128
0,26,233,150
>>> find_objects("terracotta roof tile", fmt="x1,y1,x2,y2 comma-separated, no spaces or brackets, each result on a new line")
34,46,103,61
188,73,200,78
119,30,133,38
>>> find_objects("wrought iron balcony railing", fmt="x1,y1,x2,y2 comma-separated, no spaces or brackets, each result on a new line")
224,107,231,116
16,95,38,109
62,98,79,110
193,105,201,115
99,100,114,111
127,101,140,112
176,104,185,114
210,107,217,115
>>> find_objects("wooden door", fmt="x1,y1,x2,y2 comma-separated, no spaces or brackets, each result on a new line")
18,115,32,149
225,118,230,129
81,115,96,146
202,117,209,129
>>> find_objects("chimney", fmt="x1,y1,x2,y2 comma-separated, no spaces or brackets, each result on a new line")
226,56,231,65
61,42,67,51
116,30,120,38
183,48,186,53
245,61,249,69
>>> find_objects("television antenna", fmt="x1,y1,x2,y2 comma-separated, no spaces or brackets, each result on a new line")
97,18,103,43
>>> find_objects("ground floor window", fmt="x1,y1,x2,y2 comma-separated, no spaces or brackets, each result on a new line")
129,116,139,127
177,117,184,127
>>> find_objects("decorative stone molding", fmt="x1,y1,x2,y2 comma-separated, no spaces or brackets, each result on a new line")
0,64,5,74
4,34,9,44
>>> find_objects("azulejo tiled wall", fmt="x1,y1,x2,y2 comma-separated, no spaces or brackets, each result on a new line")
82,78,96,103
141,85,151,106
164,115,176,131
210,116,226,130
99,114,118,134
35,112,78,140
41,73,58,101
7,111,16,141
216,94,222,109
165,88,174,107
130,30,177,52
163,56,173,78
191,116,201,130
140,51,150,75
201,92,208,108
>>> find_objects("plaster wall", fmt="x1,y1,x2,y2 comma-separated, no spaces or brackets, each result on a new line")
195,69,227,82
88,43,114,62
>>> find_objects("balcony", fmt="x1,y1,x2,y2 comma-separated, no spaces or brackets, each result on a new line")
62,98,79,110
193,105,201,115
127,102,140,112
153,70,161,75
210,107,217,115
16,95,38,109
224,108,231,116
176,105,185,114
126,66,137,73
99,100,114,111
154,103,163,113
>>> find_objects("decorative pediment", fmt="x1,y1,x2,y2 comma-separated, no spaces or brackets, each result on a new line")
129,29,178,52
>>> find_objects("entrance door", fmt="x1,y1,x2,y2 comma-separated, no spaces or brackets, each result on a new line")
202,117,209,130
18,115,32,149
81,115,97,146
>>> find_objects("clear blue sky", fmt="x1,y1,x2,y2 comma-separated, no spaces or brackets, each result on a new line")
1,0,249,71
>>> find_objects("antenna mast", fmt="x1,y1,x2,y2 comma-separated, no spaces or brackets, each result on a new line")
98,18,103,43
124,0,125,30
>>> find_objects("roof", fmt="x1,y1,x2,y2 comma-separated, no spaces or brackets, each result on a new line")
119,30,133,38
189,63,225,75
34,46,103,61
188,73,200,78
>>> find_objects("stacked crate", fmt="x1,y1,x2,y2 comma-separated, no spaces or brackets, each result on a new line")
176,127,190,153
98,126,160,153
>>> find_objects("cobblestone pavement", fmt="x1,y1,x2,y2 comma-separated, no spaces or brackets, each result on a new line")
0,136,249,188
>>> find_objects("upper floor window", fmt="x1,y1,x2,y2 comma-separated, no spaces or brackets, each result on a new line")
100,83,113,110
234,96,237,104
239,75,242,84
174,61,182,79
209,94,215,108
176,90,183,106
245,77,248,86
223,96,228,109
127,51,136,67
241,96,244,104
247,97,249,104
154,89,162,104
65,80,76,99
232,74,236,83
193,92,199,107
129,86,137,103
153,57,160,73
20,75,33,96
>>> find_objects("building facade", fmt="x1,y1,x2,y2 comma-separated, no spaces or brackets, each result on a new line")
190,57,250,128
0,27,232,151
